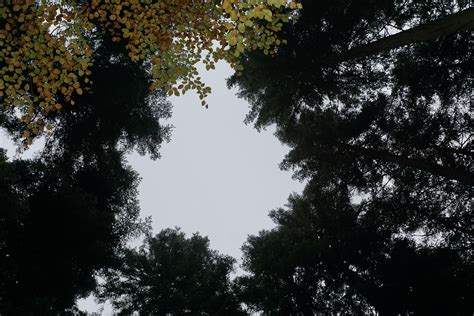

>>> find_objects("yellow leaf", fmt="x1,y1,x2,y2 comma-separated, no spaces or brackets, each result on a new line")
228,36,238,46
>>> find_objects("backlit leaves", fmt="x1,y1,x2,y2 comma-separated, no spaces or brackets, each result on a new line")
0,0,93,145
83,0,300,105
1,0,301,145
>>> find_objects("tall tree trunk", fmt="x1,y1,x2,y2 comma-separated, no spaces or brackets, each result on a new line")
338,143,474,186
327,7,474,64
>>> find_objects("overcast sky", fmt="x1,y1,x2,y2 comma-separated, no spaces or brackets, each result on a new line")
129,62,305,259
1,61,305,314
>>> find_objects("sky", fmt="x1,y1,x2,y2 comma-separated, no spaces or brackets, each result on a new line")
1,61,305,314
128,62,305,260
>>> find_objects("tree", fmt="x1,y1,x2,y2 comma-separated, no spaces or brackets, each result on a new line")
0,147,149,314
1,0,301,144
229,0,472,238
44,37,173,160
237,181,474,314
2,36,173,158
0,27,172,313
327,6,474,64
230,2,472,312
99,228,244,315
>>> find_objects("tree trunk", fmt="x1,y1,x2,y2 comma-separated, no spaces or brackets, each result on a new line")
327,7,474,64
338,143,474,186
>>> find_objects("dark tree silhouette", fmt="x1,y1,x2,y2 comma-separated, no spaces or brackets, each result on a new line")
229,0,472,243
230,1,473,314
237,182,473,315
326,7,474,64
99,228,244,315
0,36,172,161
47,38,172,161
0,148,149,314
0,35,171,313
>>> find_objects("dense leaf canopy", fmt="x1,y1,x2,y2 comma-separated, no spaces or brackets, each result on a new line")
0,0,472,314
237,181,473,314
0,147,149,313
99,228,244,315
229,0,472,246
230,0,473,314
1,0,300,144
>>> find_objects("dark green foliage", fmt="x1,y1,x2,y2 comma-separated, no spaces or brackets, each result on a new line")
230,0,473,314
0,148,149,314
99,228,244,315
0,36,169,313
237,182,473,314
44,39,172,161
229,0,472,252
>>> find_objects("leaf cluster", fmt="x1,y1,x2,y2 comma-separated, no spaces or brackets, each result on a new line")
99,228,244,315
1,0,302,145
230,0,473,313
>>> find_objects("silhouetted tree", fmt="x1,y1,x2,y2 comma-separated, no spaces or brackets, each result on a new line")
237,181,473,315
0,35,171,313
99,228,244,315
229,0,472,243
1,36,172,161
0,147,149,314
231,3,473,310
326,6,474,64
47,38,172,161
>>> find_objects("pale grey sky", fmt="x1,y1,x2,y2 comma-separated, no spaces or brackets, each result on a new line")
129,62,305,260
1,61,305,314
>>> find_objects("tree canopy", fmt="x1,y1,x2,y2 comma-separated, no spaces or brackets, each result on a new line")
0,0,472,314
237,181,473,314
1,0,300,145
0,147,149,314
99,228,244,315
0,21,171,313
229,0,472,243
230,0,473,314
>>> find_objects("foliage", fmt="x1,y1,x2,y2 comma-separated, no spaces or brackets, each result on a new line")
1,0,472,313
237,181,474,314
229,0,473,243
99,228,244,315
47,38,173,160
0,28,171,313
1,0,301,144
230,1,473,313
0,147,150,314
0,0,92,144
